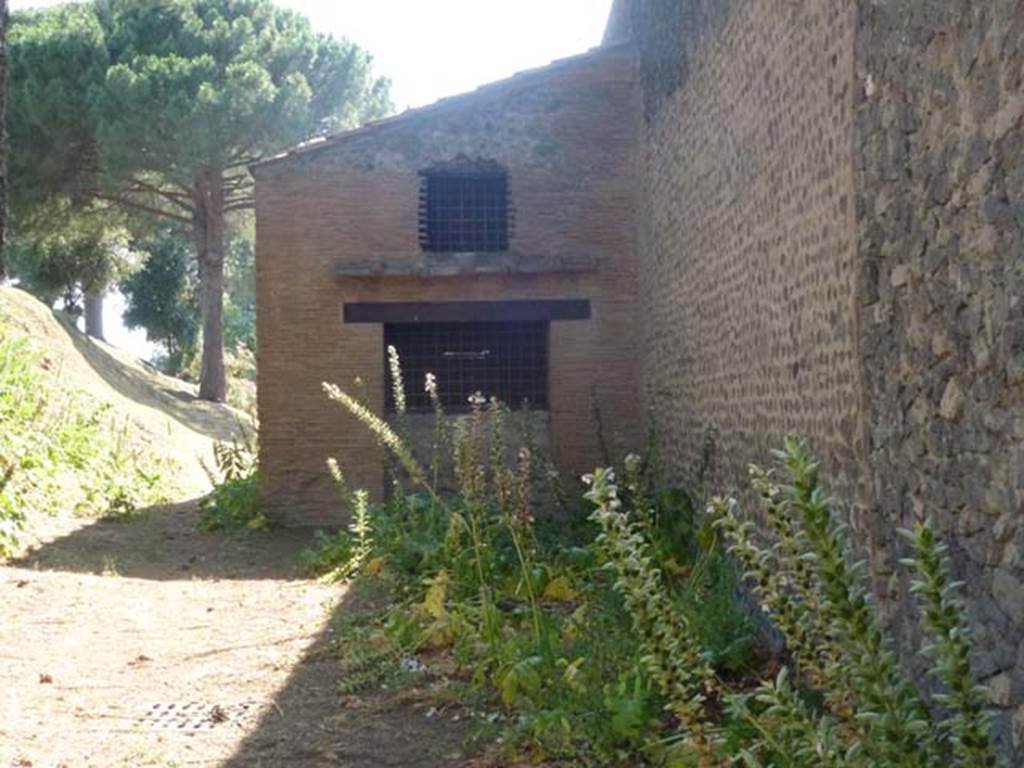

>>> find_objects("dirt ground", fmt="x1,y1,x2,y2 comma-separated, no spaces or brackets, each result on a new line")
0,503,473,768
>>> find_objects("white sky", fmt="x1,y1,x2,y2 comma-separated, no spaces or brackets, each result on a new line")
279,1,614,111
10,0,614,358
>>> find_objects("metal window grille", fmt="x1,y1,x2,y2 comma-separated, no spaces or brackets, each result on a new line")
419,170,510,253
385,322,548,412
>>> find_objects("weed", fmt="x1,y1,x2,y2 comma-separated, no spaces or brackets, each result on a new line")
316,354,759,765
707,438,1002,767
198,424,265,532
300,461,374,582
314,352,1000,767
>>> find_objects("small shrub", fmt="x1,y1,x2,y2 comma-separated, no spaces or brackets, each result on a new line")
198,426,264,532
198,472,263,531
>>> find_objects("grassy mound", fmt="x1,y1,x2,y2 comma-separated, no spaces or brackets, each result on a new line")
0,286,246,554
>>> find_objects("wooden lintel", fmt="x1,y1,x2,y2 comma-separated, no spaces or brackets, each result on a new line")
343,299,591,324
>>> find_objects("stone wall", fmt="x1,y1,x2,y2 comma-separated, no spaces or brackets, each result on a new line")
253,47,643,524
628,0,866,504
854,1,1024,754
623,0,1024,758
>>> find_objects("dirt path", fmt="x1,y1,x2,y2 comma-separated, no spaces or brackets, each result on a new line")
0,504,470,768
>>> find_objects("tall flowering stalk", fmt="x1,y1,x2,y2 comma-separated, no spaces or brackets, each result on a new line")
714,440,1004,767
585,467,717,762
386,345,407,416
323,382,426,488
424,372,449,490
903,520,998,768
385,345,410,493
713,468,847,714
324,380,499,648
778,439,934,768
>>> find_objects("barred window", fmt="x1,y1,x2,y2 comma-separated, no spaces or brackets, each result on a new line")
385,321,548,412
419,159,510,253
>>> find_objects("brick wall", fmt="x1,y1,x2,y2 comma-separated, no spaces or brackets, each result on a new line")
630,0,865,504
253,47,642,524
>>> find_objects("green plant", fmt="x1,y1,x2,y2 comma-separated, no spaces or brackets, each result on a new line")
0,322,177,555
585,466,717,762
903,520,998,767
320,354,1000,767
80,423,171,520
319,360,757,765
300,460,374,582
300,528,354,577
707,438,1002,768
198,425,264,532
0,330,46,553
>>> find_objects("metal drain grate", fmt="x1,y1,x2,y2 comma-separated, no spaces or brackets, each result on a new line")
136,702,259,732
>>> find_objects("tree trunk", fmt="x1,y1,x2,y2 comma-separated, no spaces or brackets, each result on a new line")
194,168,226,403
84,291,104,339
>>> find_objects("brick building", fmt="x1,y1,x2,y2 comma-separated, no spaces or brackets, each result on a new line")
252,45,642,520
255,0,1023,754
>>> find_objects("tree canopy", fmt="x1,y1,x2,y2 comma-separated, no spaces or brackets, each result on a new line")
89,0,390,220
7,200,133,314
8,2,107,216
9,0,391,398
121,228,198,373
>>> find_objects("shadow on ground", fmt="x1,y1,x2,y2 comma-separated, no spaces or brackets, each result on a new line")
218,587,475,768
13,501,320,581
5,502,479,767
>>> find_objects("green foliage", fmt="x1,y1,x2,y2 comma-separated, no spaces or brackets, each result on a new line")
586,466,717,759
78,421,170,521
224,342,257,414
317,358,760,766
198,427,264,532
92,0,391,183
707,438,1002,767
223,234,256,353
903,521,998,767
7,5,128,313
300,528,355,578
8,2,107,215
8,200,133,312
0,320,175,556
319,350,1003,767
120,228,199,373
299,461,373,583
10,0,391,399
197,471,261,532
0,331,44,553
